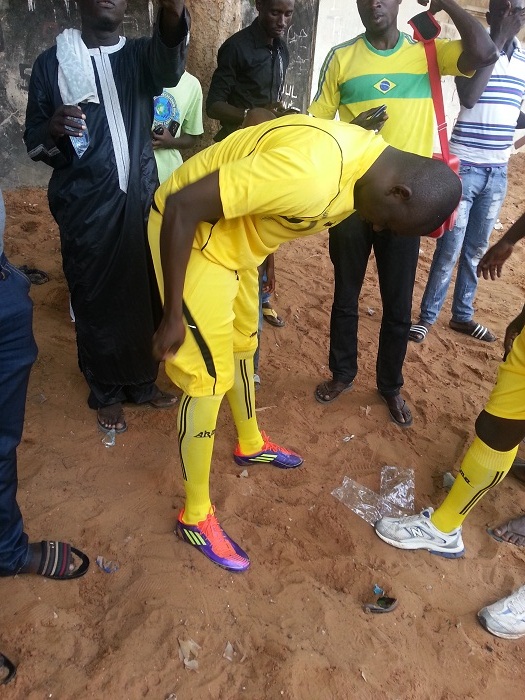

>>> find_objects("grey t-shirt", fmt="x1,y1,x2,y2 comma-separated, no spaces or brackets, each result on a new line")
0,188,4,257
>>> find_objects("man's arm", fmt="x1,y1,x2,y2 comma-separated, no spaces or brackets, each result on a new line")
145,1,189,93
24,52,80,168
158,0,187,47
208,100,246,127
206,41,247,127
478,211,525,279
455,5,525,108
307,50,340,119
152,128,199,151
427,0,498,72
152,172,224,361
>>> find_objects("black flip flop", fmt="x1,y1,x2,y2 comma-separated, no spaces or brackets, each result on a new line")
363,596,398,614
0,653,16,685
449,320,496,342
314,380,354,404
7,541,90,580
34,541,90,579
17,265,49,285
409,324,430,344
379,393,413,428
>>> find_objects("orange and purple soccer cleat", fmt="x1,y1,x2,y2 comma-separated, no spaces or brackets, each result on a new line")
233,431,303,469
176,509,250,572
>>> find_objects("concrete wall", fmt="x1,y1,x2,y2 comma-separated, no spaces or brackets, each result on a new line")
0,0,241,188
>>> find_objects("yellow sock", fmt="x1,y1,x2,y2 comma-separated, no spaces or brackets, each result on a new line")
177,392,223,525
431,436,518,532
226,352,264,455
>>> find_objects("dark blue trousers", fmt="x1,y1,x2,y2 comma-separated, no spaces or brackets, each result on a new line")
0,254,37,574
328,213,420,396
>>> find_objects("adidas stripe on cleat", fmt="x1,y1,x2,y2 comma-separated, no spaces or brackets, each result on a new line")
175,508,250,572
233,431,303,469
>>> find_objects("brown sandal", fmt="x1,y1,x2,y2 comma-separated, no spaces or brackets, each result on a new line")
314,380,354,404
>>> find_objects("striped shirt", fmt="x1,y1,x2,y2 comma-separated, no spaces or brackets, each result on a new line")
450,42,525,165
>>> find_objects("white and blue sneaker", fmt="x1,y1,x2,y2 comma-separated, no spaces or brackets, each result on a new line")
478,585,525,639
374,508,465,559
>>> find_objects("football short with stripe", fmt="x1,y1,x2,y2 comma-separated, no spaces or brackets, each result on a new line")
484,325,525,421
159,247,259,397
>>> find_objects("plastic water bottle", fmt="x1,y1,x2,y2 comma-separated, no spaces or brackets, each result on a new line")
69,116,89,158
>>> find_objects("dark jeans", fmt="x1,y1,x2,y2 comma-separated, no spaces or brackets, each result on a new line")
0,254,38,575
328,213,420,396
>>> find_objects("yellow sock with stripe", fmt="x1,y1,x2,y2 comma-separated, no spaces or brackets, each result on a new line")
226,352,264,455
177,392,223,525
431,436,517,533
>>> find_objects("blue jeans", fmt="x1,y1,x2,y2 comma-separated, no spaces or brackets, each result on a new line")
420,164,507,325
0,254,38,574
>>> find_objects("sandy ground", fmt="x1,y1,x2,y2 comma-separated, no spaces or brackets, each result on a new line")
2,153,525,699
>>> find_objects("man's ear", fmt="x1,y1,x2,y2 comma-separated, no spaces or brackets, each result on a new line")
389,184,412,201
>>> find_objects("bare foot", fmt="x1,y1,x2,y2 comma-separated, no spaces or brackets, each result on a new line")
490,516,525,546
314,379,354,404
380,393,413,428
97,403,127,433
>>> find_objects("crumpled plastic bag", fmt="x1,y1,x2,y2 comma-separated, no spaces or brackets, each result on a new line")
332,465,415,526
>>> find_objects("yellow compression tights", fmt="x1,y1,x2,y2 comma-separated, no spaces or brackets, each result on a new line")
226,353,264,455
177,393,223,525
431,436,518,533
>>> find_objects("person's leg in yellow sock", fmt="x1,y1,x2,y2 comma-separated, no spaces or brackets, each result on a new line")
177,392,223,525
226,352,264,455
175,392,251,571
229,268,304,469
227,352,304,468
375,321,525,557
431,436,517,533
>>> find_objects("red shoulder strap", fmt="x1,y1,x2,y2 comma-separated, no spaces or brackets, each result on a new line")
408,12,450,160
421,39,451,160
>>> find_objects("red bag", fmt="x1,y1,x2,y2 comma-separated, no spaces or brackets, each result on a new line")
408,12,461,239
429,152,460,238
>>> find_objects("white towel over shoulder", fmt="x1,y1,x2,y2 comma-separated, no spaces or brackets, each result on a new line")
56,28,99,105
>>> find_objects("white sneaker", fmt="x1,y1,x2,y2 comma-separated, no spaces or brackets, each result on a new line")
375,508,465,558
478,585,525,639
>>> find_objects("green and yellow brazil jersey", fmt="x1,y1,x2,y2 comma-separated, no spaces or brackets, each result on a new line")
150,114,387,271
308,33,466,157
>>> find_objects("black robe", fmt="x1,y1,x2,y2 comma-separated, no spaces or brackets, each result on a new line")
24,18,187,388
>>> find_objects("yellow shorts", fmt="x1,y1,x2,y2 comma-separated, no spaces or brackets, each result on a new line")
484,326,525,421
149,233,259,396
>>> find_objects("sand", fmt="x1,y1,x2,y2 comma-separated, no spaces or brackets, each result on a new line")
1,153,525,699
